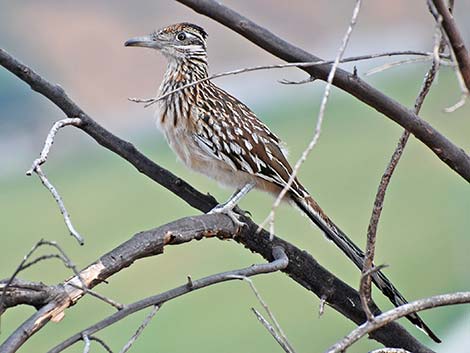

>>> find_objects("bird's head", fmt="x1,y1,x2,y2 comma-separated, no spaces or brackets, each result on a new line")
125,23,208,61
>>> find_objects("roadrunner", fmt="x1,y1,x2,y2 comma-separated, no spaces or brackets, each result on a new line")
125,22,439,342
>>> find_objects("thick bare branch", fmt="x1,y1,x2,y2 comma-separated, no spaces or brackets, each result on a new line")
431,0,470,91
1,213,433,353
0,279,61,313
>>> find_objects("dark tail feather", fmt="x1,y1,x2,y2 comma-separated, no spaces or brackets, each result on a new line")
293,195,441,343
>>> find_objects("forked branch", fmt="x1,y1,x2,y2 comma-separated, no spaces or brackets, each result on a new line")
48,246,289,353
26,118,84,244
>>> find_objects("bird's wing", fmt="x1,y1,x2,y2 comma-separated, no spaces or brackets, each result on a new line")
192,84,305,197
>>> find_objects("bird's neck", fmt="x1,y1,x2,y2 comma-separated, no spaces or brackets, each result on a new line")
160,56,208,95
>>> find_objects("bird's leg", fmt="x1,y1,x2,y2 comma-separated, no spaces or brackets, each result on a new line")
209,182,255,227
220,182,255,210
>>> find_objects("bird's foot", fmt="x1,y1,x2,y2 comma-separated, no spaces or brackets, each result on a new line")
209,203,246,228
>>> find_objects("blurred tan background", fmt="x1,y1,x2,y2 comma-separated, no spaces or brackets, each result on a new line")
1,1,470,352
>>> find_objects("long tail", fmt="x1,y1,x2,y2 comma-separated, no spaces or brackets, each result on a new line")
292,194,440,343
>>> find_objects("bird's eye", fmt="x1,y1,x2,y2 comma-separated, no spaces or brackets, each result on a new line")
176,32,186,41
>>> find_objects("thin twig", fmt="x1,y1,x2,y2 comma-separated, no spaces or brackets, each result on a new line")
359,264,388,321
118,305,160,353
444,92,468,112
68,283,124,311
279,76,315,85
27,240,79,272
326,291,470,353
26,118,84,245
0,240,44,313
186,275,194,289
259,0,363,236
427,0,469,112
365,57,433,76
431,0,470,91
90,337,114,353
0,239,80,313
360,21,446,321
47,246,289,353
318,295,327,317
228,275,295,353
35,166,84,245
36,239,88,291
0,238,115,321
82,334,91,353
444,39,469,112
20,254,65,272
252,308,294,353
129,51,444,107
364,42,453,75
26,118,82,175
0,237,123,318
432,13,445,66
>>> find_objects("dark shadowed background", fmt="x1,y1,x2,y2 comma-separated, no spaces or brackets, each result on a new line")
1,1,469,352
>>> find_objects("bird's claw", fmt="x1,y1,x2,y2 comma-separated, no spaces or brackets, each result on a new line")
234,206,251,217
209,204,247,229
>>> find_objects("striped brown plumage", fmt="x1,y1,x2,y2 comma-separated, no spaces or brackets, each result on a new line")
125,22,440,343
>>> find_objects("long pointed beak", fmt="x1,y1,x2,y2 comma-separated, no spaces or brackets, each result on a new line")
124,35,157,48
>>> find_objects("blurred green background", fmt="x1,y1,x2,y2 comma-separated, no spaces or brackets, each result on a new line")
1,1,470,353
